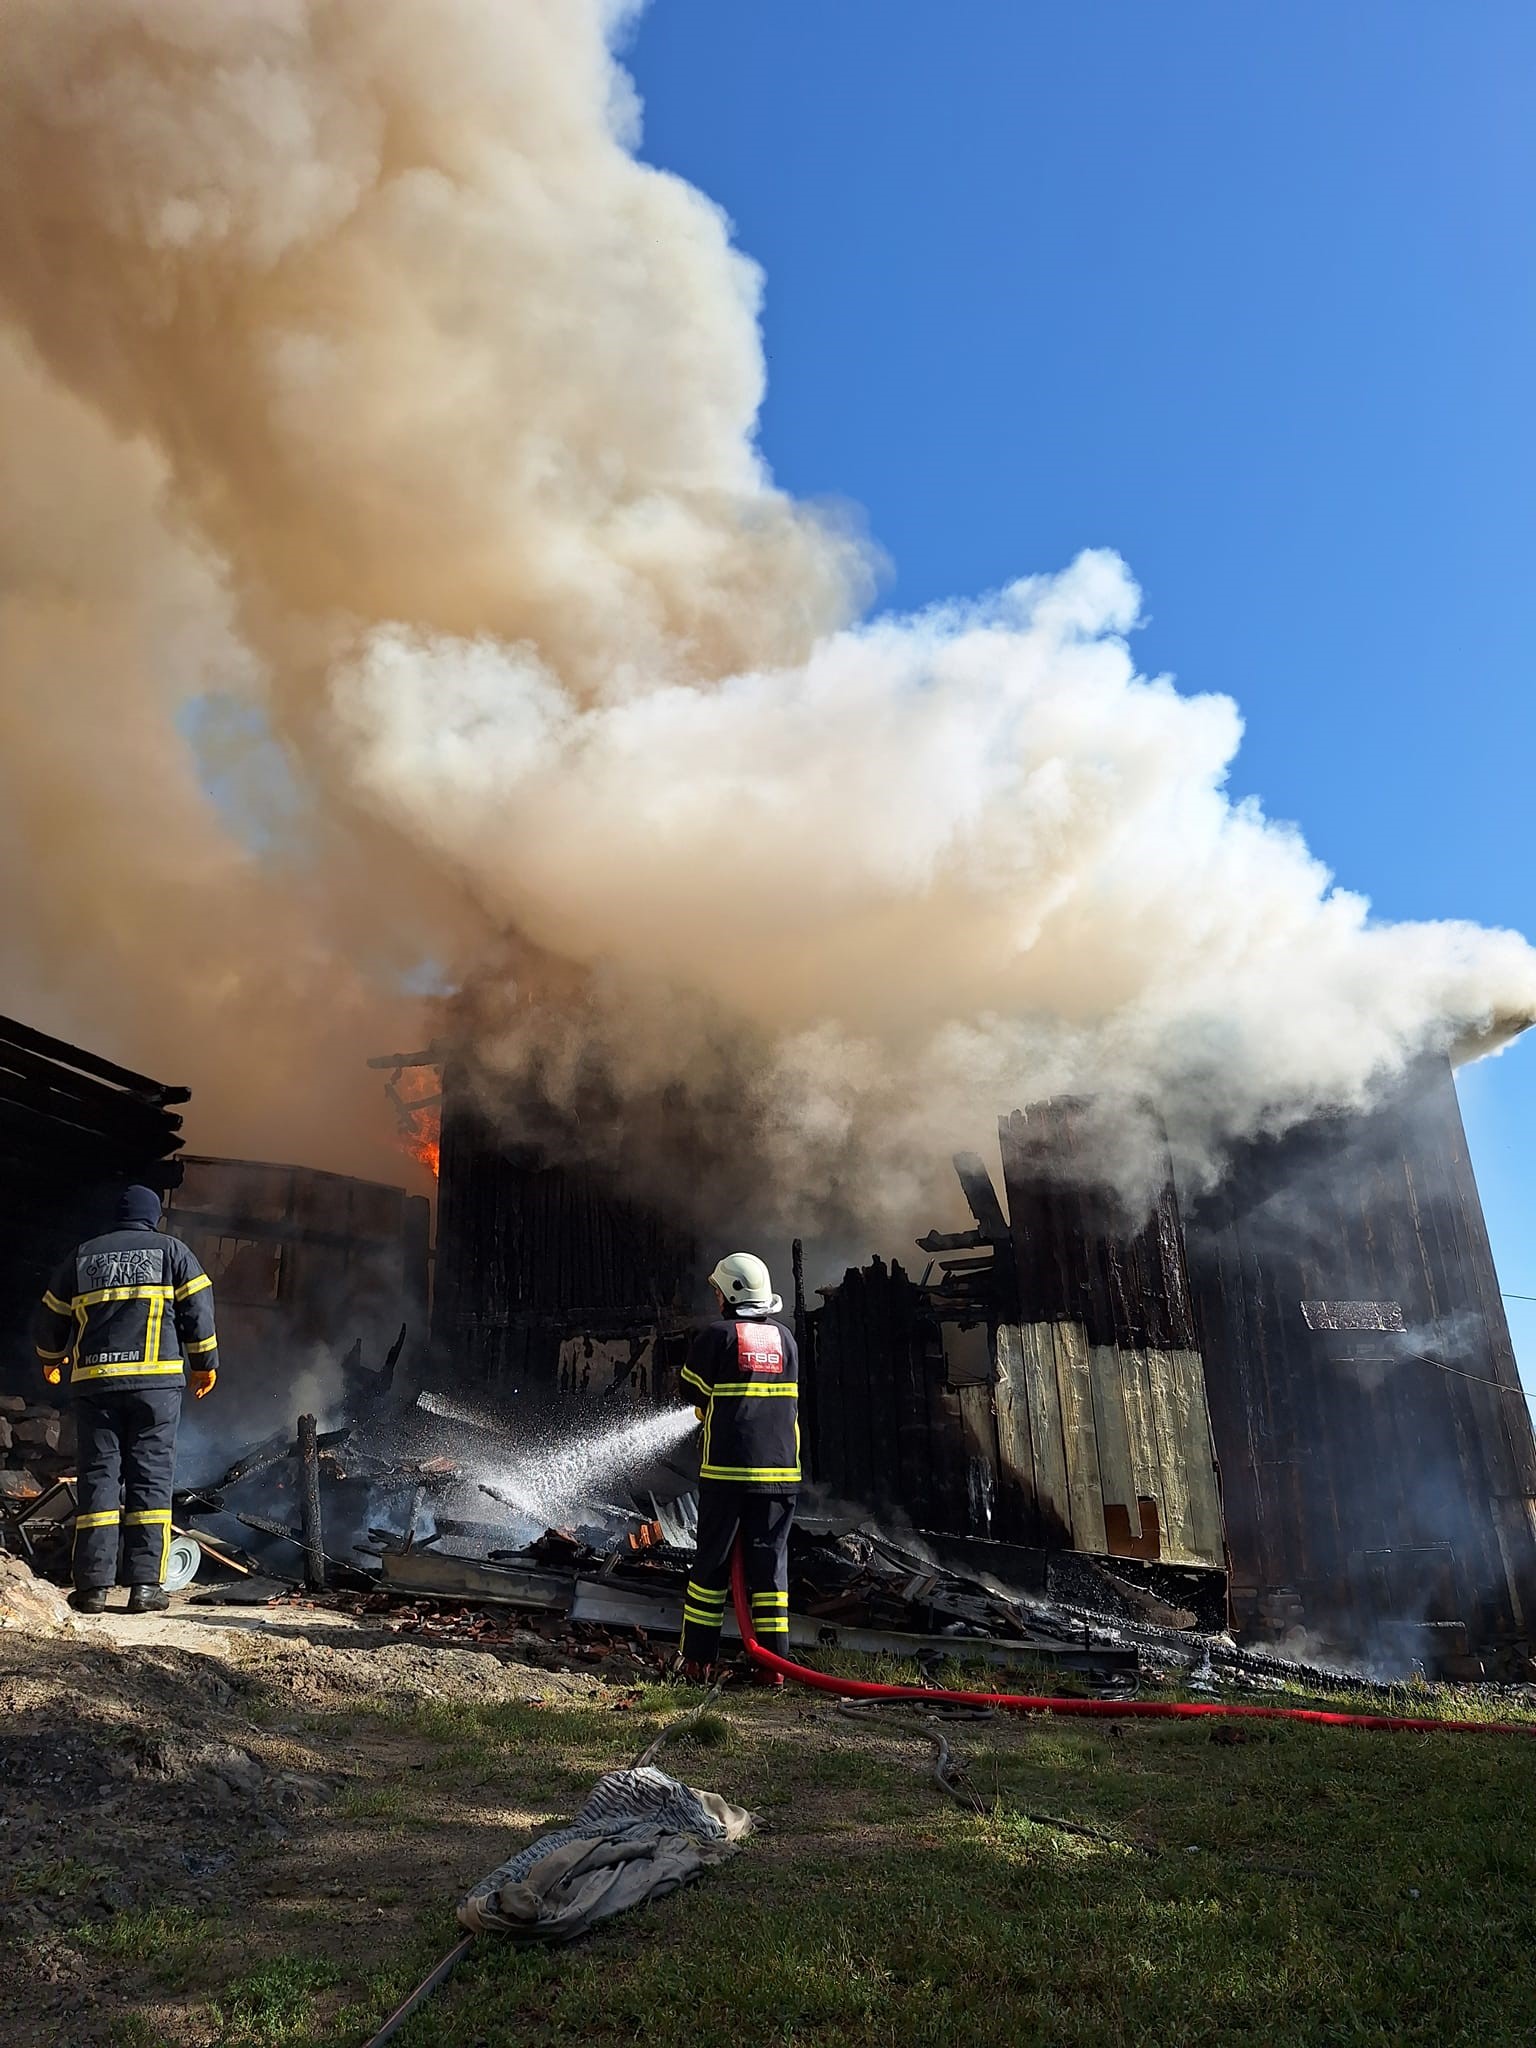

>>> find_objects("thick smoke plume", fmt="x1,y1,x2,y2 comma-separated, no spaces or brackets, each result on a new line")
0,1,1531,1232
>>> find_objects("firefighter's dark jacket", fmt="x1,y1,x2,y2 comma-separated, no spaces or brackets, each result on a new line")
680,1311,800,1489
33,1225,219,1395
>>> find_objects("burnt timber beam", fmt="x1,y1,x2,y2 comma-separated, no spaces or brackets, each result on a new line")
952,1152,1010,1239
0,1015,190,1106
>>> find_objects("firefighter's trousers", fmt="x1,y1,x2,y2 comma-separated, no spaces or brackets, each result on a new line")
72,1388,181,1590
679,1482,796,1664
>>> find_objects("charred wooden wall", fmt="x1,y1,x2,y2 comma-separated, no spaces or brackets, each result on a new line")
1187,1058,1536,1662
809,1105,1226,1580
1001,1104,1198,1349
0,1015,187,1398
993,1104,1224,1568
808,1257,962,1528
431,1061,696,1395
163,1158,430,1419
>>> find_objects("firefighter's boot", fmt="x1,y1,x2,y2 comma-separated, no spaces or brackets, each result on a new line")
126,1584,170,1614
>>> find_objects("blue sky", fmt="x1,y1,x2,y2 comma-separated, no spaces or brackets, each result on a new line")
625,2,1536,1375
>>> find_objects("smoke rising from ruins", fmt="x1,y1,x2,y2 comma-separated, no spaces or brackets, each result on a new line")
0,0,1531,1230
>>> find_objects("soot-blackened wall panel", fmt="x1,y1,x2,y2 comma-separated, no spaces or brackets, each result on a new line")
432,1060,696,1394
1186,1058,1536,1659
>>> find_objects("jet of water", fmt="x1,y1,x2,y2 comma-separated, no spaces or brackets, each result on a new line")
415,1392,700,1527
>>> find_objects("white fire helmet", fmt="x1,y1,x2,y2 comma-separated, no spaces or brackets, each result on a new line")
708,1252,775,1309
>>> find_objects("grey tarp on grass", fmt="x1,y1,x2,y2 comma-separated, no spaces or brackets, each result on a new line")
458,1764,755,1944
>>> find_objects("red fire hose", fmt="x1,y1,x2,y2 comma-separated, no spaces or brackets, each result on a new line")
728,1551,1536,1736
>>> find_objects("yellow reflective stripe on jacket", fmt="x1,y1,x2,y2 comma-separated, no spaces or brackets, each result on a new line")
699,1463,802,1482
75,1284,175,1309
185,1333,219,1355
76,1509,121,1529
70,1360,186,1382
42,1290,71,1316
35,1344,69,1363
707,1382,799,1397
679,1365,711,1396
145,1292,165,1365
699,1400,800,1484
175,1273,212,1301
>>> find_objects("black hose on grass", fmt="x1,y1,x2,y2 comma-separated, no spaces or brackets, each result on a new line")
362,1934,476,2048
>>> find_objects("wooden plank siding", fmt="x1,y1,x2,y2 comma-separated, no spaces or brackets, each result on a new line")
1088,1344,1141,1539
1186,1055,1536,1657
1012,1321,1073,1547
954,1381,1001,1540
991,1323,1038,1544
1052,1321,1107,1555
983,1324,1223,1568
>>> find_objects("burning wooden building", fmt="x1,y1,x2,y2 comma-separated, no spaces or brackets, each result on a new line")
808,1063,1536,1671
423,1031,1535,1672
808,1100,1229,1625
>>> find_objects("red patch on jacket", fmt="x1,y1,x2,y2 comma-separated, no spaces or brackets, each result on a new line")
736,1323,785,1375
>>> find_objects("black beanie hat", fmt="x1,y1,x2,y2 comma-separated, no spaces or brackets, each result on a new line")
116,1184,163,1228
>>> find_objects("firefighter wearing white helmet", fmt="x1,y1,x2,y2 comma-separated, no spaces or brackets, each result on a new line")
677,1251,799,1685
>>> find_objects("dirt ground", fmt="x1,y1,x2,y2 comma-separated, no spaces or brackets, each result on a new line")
0,1589,682,2046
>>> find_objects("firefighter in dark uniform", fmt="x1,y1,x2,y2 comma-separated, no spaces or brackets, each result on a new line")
33,1184,219,1614
678,1252,798,1685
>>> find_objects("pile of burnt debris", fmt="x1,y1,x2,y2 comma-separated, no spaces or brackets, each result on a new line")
0,1391,75,1502
0,1381,1440,1700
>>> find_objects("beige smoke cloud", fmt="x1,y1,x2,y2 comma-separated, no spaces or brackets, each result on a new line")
0,0,1530,1231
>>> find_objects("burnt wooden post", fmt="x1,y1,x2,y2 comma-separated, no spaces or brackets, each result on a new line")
296,1413,326,1591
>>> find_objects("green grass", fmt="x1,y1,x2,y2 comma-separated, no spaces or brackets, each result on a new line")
108,2016,163,2048
211,1955,343,2046
57,1663,1536,2047
73,1903,212,1992
332,1779,417,1822
369,1706,1536,2048
3,1853,114,1902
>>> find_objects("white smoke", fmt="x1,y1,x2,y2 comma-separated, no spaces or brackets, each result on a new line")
0,0,1529,1226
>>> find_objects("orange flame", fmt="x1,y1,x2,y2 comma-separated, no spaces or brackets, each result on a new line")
389,1066,442,1180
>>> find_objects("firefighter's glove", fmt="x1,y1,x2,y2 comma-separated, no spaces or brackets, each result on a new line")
190,1369,217,1400
42,1364,62,1386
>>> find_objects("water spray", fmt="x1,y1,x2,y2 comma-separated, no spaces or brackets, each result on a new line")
413,1391,698,1532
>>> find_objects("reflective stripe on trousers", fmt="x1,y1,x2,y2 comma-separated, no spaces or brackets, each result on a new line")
72,1387,181,1589
679,1483,796,1663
